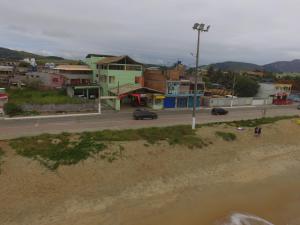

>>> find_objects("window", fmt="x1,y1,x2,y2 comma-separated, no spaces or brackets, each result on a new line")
126,65,141,71
109,76,115,83
52,77,59,83
109,65,125,70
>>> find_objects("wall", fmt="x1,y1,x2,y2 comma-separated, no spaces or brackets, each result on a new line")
204,97,253,107
203,97,273,107
21,103,97,113
104,98,120,111
99,68,142,96
144,70,166,93
84,56,106,82
256,83,276,98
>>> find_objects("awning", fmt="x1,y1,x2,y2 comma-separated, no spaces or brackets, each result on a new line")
110,84,163,96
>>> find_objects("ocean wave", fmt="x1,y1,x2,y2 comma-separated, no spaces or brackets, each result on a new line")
222,213,274,225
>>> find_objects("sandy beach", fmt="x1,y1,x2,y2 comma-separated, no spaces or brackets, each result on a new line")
1,119,300,225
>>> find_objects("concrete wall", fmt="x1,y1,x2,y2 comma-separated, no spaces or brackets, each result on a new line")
252,97,273,105
203,96,273,107
21,103,97,113
203,97,253,107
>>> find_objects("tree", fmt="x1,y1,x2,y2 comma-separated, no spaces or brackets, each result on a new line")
235,76,259,97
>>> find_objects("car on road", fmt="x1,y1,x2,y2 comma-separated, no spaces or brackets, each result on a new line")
211,107,228,115
133,109,158,120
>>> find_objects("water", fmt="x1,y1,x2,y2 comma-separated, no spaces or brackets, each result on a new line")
222,213,274,225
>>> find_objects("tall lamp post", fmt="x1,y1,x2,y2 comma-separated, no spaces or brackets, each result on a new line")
192,23,210,130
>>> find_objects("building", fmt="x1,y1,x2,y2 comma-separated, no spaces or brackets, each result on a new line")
0,66,14,85
84,54,115,83
144,64,205,109
97,55,144,95
52,65,98,99
0,88,8,114
26,71,64,89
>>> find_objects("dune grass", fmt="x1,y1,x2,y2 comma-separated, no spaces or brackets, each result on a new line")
9,116,297,170
215,131,237,141
9,125,207,170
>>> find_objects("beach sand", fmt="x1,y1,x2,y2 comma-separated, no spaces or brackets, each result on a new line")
0,119,300,225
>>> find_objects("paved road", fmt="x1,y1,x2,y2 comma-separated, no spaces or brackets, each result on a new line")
0,105,299,140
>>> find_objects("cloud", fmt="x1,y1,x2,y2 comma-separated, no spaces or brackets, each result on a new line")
0,0,300,65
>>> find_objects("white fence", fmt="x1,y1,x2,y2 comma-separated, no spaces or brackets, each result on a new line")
203,97,272,107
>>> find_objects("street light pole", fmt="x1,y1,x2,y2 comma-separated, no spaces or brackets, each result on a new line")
192,29,200,130
98,73,101,114
192,23,210,130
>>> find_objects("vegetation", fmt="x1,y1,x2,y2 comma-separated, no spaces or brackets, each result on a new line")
4,102,24,116
10,125,208,170
206,67,260,97
234,75,260,97
9,116,298,170
7,88,85,105
227,115,299,127
215,131,236,141
0,47,64,61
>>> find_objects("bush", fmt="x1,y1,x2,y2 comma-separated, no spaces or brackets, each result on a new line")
215,131,236,141
3,103,23,117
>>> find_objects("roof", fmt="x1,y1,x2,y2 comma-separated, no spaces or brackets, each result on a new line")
0,66,14,71
109,84,163,95
54,65,92,71
97,55,143,65
85,54,115,59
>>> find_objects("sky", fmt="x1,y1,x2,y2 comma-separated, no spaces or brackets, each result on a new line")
0,0,300,66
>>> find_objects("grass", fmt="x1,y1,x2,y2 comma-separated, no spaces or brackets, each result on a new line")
198,115,299,128
9,116,297,170
0,147,5,173
7,88,86,105
215,131,237,141
10,133,106,170
9,125,207,170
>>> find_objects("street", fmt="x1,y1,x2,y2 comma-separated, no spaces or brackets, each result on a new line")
0,105,299,140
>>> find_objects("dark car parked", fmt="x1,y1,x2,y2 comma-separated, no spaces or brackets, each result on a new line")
211,107,228,115
133,109,158,120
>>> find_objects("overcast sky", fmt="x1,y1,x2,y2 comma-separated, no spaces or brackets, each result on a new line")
0,0,300,66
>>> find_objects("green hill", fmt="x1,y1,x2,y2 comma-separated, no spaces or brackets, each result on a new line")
0,47,64,61
210,61,263,72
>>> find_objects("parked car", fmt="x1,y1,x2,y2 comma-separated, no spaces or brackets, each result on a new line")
133,109,158,120
211,107,228,115
297,105,300,110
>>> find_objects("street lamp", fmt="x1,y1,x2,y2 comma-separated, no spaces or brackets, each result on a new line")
192,22,210,130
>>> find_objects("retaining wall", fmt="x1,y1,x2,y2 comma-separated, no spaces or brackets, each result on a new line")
21,103,97,113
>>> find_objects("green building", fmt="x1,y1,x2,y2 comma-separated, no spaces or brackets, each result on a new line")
84,54,115,83
97,56,143,95
85,54,164,111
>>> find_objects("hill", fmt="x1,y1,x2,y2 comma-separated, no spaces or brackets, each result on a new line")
0,47,64,61
210,61,263,72
263,59,300,73
209,59,300,73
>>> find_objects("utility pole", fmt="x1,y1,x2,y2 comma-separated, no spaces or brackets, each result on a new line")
192,23,210,130
230,73,236,107
98,73,101,114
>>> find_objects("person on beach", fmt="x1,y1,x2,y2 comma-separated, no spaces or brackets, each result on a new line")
254,127,259,136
